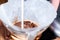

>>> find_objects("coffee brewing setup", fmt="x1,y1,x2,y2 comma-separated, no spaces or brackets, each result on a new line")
0,0,57,40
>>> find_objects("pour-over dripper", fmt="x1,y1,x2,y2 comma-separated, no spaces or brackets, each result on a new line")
0,0,57,40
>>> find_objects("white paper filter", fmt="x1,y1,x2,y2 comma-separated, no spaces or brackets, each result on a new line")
0,0,57,40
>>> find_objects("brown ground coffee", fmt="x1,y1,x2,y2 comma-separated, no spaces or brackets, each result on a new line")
14,21,37,28
0,0,8,5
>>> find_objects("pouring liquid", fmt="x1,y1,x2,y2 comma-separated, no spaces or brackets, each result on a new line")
21,0,24,29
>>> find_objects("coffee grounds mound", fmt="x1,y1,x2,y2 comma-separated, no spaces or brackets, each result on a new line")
0,0,8,5
14,21,38,28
